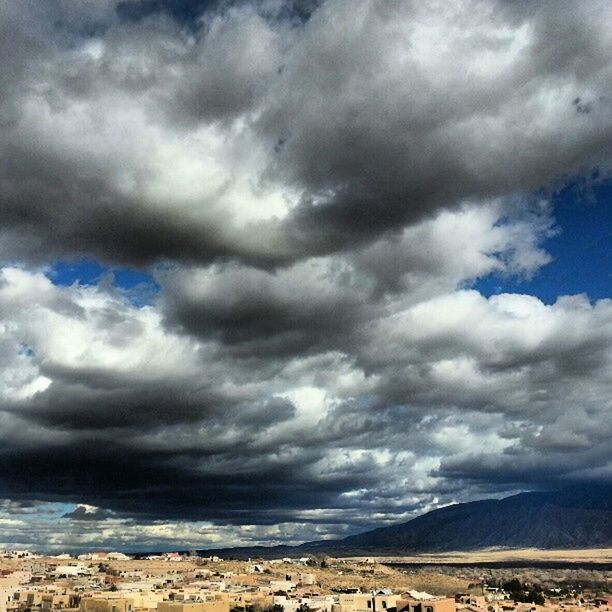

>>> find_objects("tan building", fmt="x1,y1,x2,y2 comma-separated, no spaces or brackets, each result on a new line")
270,582,296,593
80,598,134,612
337,594,374,612
397,598,455,612
157,603,228,612
373,594,402,612
456,596,488,612
15,592,44,609
41,594,77,610
0,588,16,612
227,593,273,611
128,594,165,610
285,575,317,587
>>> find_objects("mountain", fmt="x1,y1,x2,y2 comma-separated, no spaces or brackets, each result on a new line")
195,485,612,558
313,484,612,553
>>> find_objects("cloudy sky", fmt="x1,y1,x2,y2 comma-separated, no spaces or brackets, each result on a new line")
0,0,610,553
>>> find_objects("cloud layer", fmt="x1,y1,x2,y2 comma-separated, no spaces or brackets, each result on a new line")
0,0,610,550
1,0,611,265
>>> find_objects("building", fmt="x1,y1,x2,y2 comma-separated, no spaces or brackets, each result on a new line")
41,594,79,610
157,602,229,612
54,566,92,578
336,593,375,612
396,598,456,612
270,581,296,593
285,574,316,587
80,598,134,612
373,593,402,612
0,588,15,612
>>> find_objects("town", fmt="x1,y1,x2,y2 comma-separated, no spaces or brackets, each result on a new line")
1,550,610,612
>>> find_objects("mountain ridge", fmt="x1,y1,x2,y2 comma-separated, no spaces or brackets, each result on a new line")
190,485,612,559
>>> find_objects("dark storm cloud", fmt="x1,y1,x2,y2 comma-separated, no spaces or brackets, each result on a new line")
0,0,611,268
0,432,365,524
0,265,610,535
116,0,219,25
162,261,369,357
0,141,266,267
8,383,228,430
159,202,555,363
1,282,610,524
259,0,612,255
159,6,284,125
116,0,320,27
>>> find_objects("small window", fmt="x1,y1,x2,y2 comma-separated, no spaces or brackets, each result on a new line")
368,602,372,609
383,603,388,609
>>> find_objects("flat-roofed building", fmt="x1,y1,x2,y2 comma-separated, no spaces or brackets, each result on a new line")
337,594,374,612
0,588,15,612
80,598,134,612
285,574,317,587
16,591,44,609
373,594,401,612
157,602,228,612
456,595,487,612
396,598,455,612
41,594,78,610
270,581,295,593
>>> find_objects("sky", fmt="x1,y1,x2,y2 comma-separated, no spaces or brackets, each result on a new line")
0,0,610,553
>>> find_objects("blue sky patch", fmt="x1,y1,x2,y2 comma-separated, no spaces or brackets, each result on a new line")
475,179,611,303
47,260,161,306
